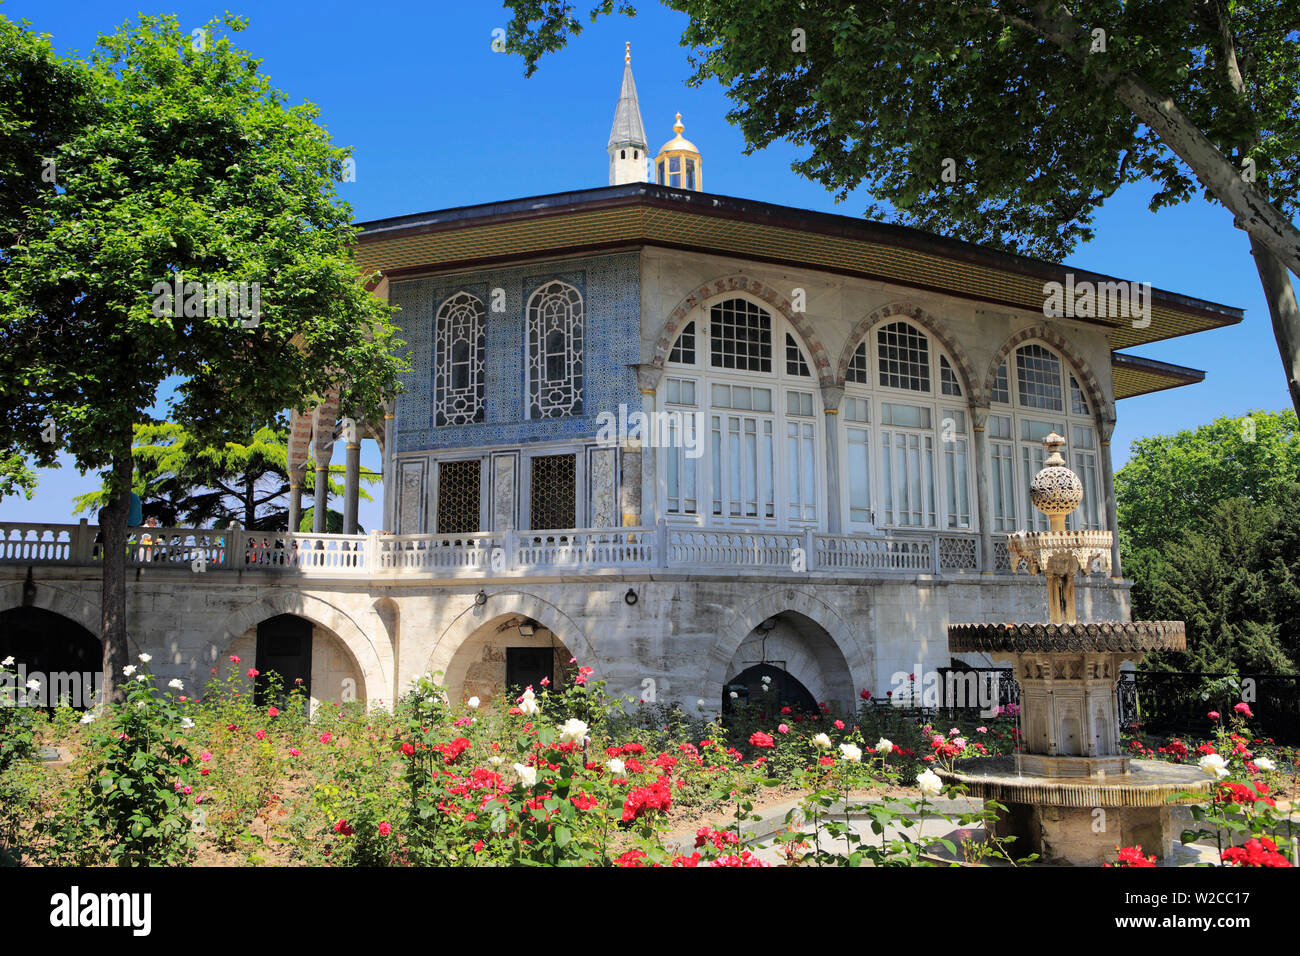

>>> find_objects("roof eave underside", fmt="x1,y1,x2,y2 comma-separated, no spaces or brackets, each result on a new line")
354,189,1243,352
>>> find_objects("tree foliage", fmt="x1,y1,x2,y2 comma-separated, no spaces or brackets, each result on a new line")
70,422,378,531
1117,410,1300,674
0,13,404,697
1116,409,1300,554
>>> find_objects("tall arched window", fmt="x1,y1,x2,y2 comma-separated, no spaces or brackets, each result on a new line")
662,296,821,528
526,281,583,419
989,342,1100,532
841,320,970,531
434,292,486,427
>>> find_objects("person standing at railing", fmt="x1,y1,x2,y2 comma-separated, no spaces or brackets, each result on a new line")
140,516,160,562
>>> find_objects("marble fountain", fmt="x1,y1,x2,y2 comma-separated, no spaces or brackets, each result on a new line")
936,434,1211,865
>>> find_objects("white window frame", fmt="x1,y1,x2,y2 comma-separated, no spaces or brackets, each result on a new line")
988,341,1103,532
524,281,584,420
659,294,824,530
840,319,973,532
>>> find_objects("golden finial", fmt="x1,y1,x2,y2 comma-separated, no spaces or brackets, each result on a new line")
673,112,684,134
625,42,631,64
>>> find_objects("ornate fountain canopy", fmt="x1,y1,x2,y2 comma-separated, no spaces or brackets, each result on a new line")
1006,433,1111,577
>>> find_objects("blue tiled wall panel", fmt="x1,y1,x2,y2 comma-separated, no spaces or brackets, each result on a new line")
390,253,641,453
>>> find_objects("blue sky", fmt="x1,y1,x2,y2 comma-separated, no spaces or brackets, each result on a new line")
2,0,1293,532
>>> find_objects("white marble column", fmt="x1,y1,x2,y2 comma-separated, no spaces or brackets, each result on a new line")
342,440,361,534
1099,416,1122,579
631,364,662,528
820,384,845,533
970,403,993,574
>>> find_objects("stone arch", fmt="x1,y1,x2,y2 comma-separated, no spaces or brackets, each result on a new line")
210,591,393,708
0,581,123,653
649,275,835,386
705,588,871,711
985,324,1113,424
835,301,980,402
427,590,596,683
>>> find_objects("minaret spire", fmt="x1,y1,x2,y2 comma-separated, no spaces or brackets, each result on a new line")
607,43,648,185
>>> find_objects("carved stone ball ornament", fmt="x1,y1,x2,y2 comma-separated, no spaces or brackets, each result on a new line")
1028,432,1083,516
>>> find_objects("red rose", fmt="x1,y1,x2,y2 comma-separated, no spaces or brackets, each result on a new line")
401,742,415,757
749,731,775,749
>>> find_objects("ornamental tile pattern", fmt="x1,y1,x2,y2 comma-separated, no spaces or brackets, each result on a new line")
390,254,641,452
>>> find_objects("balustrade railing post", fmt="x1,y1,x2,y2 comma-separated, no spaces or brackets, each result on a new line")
367,530,380,574
656,519,668,568
73,518,91,564
504,528,518,571
931,533,941,575
803,528,815,572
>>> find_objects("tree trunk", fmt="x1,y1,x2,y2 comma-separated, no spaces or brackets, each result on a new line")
100,449,133,704
1249,237,1300,418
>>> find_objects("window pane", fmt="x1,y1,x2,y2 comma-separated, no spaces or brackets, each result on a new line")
1016,344,1063,411
882,402,931,429
710,299,772,372
877,322,931,391
846,341,870,384
434,292,486,426
527,282,583,419
848,428,871,522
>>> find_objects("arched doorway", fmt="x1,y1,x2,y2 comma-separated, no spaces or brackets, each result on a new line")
442,614,578,704
0,606,101,708
722,610,855,716
222,614,366,714
723,662,819,718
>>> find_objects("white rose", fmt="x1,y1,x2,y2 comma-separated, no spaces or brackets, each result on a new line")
138,653,152,663
876,737,894,755
1,655,14,667
696,699,706,710
1254,756,1275,772
514,763,537,786
467,696,480,709
1198,753,1229,779
917,769,944,797
135,674,148,682
519,697,540,717
80,711,96,725
812,733,832,750
168,679,184,690
123,665,136,677
26,678,41,692
558,718,590,744
729,691,738,699
488,756,504,766
179,717,195,729
607,758,625,775
839,743,862,763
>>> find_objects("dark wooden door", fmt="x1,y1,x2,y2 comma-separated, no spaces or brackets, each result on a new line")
255,614,312,708
505,647,552,695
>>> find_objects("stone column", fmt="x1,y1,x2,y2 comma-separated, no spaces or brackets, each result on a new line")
631,364,662,527
820,384,845,534
1099,416,1122,579
312,460,331,533
382,405,395,532
287,473,303,533
970,404,993,574
342,439,361,534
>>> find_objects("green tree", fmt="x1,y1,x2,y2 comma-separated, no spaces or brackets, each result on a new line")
503,0,1300,415
1129,491,1300,674
1115,409,1300,554
0,15,403,700
70,421,379,530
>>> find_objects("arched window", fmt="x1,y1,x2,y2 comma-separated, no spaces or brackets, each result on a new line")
841,319,971,531
662,296,820,527
989,343,1100,532
434,292,485,427
526,281,583,419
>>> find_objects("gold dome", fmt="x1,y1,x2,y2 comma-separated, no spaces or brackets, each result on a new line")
654,113,702,190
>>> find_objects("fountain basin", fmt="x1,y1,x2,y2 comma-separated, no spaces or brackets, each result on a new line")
937,756,1212,865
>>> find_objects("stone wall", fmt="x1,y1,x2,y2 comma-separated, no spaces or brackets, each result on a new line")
0,567,1131,715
